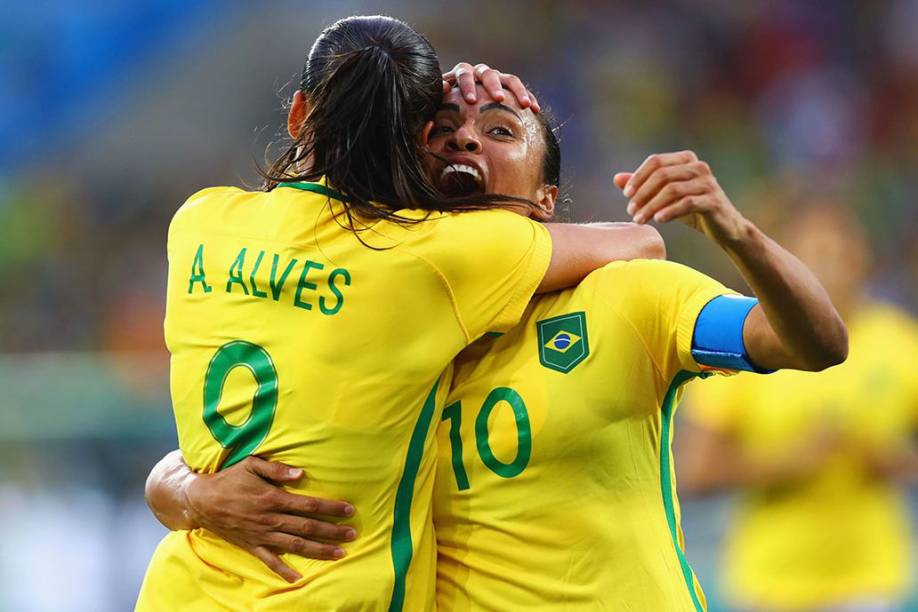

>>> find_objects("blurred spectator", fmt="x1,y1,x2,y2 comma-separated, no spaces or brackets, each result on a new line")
679,204,918,611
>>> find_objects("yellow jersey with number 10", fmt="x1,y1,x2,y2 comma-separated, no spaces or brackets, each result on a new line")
135,181,551,612
434,260,737,611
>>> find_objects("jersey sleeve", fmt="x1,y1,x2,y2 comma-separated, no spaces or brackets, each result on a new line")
591,259,739,381
411,209,552,342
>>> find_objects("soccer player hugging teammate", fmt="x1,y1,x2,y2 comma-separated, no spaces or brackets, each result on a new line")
148,74,848,610
136,15,669,612
425,86,848,611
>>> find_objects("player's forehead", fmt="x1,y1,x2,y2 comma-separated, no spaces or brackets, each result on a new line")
440,83,528,117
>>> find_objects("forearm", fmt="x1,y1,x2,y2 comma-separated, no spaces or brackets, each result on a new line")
720,218,847,371
681,447,766,494
679,457,748,495
540,222,665,292
681,447,811,495
145,449,200,531
614,151,846,370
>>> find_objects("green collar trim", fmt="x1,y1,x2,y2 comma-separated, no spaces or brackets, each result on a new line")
276,181,348,202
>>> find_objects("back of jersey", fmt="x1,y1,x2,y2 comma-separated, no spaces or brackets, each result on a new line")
136,182,550,612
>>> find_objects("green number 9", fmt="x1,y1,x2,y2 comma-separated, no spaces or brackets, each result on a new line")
203,340,278,468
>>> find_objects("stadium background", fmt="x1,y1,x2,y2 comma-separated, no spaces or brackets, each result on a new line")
1,0,916,610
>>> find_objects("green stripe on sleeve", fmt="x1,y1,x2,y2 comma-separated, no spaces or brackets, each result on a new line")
660,370,705,612
388,378,441,612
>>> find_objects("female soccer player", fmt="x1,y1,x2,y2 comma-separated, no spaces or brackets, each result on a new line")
146,83,847,611
135,15,663,612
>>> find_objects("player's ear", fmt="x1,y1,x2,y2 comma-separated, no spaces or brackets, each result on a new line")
531,184,558,221
418,120,435,148
288,90,311,139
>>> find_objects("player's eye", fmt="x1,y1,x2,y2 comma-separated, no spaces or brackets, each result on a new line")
488,125,514,138
430,124,454,136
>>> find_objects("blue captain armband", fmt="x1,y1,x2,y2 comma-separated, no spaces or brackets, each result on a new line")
691,295,775,374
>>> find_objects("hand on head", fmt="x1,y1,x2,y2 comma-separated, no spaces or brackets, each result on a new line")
443,62,540,113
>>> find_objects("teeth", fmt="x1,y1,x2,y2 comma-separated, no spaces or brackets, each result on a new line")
442,164,482,183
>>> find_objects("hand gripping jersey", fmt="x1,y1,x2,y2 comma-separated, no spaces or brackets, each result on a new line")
687,302,918,610
433,260,739,612
135,182,550,612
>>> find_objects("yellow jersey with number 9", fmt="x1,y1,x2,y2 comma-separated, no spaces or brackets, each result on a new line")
135,181,551,612
434,260,737,612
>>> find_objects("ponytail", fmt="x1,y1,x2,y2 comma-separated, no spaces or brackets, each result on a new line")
259,15,537,231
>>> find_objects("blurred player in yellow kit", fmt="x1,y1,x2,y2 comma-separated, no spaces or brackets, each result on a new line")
680,205,918,612
146,82,848,611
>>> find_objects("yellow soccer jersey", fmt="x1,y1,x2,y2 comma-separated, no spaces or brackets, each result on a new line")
433,259,737,612
136,181,551,612
687,302,918,610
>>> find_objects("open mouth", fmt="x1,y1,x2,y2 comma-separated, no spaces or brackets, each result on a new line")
438,163,485,197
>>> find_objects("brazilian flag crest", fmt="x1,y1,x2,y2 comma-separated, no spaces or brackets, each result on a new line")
537,311,590,373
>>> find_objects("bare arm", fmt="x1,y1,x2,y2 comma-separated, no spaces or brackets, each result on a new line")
145,450,201,531
146,451,356,582
677,418,840,495
539,222,665,293
617,151,847,371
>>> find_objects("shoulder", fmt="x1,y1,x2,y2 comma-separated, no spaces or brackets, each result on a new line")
183,185,247,210
170,186,248,230
583,259,720,297
583,259,735,356
422,208,543,238
349,208,543,251
398,209,548,267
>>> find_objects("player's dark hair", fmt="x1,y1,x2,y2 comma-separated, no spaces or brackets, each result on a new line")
259,15,533,231
536,110,561,188
533,107,572,221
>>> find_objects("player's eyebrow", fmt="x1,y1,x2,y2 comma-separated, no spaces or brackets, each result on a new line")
437,103,461,112
480,102,521,120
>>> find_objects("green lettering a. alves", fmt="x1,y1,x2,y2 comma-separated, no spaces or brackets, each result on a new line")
188,243,213,294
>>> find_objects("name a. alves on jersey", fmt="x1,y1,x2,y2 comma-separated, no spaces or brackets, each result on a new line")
186,242,351,315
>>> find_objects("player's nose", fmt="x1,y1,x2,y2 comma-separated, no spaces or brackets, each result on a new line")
447,126,482,153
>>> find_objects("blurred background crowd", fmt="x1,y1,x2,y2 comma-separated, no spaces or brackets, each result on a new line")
1,0,916,610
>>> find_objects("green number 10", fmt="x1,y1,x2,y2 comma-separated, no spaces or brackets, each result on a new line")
442,386,532,490
203,340,278,469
